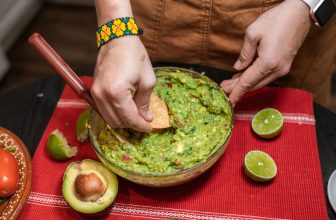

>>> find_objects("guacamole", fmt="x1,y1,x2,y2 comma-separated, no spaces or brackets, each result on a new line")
97,69,232,175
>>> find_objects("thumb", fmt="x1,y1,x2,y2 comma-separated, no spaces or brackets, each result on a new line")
133,74,156,122
233,27,260,71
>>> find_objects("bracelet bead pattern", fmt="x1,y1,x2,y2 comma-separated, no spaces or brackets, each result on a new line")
96,17,143,49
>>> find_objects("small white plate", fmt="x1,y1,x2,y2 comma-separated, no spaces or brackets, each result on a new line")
327,169,336,213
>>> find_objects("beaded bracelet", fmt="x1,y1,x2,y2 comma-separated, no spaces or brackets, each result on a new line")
96,17,143,49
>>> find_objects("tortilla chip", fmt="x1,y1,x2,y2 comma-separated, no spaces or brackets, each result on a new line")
149,94,171,129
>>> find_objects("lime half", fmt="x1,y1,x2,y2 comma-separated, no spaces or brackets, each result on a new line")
252,108,283,139
244,150,277,182
76,109,91,142
47,129,77,160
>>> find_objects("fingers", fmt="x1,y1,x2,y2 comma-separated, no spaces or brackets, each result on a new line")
94,95,122,126
92,36,157,133
223,50,293,106
91,84,123,126
228,58,269,106
249,74,278,92
233,26,260,71
232,73,242,80
220,77,240,94
91,81,152,133
220,70,269,95
110,93,152,132
133,68,156,122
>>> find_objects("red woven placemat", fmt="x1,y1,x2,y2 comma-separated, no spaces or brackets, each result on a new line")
20,77,328,220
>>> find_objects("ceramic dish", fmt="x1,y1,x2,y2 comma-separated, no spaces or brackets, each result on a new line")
328,169,336,213
88,67,233,187
0,127,32,220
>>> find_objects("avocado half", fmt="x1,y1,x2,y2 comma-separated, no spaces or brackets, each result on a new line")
62,159,118,214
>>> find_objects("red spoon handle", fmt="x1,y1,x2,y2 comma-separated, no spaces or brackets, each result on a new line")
28,32,98,112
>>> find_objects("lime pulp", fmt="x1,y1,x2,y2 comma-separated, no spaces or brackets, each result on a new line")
244,150,277,182
47,129,77,160
251,108,283,139
76,109,91,142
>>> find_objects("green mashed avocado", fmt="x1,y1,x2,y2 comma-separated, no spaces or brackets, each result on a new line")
97,69,233,175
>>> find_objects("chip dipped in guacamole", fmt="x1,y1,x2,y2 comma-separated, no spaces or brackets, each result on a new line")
96,69,233,175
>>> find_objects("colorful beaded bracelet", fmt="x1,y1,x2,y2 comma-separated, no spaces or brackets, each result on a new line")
96,17,143,49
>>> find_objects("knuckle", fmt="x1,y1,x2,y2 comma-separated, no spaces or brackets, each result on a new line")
245,26,257,42
105,83,125,99
262,57,280,72
280,65,291,76
107,120,120,128
124,117,136,128
276,68,289,78
104,116,120,129
143,76,156,90
239,48,249,62
92,80,126,101
138,102,150,112
114,122,123,128
239,82,251,93
91,83,103,100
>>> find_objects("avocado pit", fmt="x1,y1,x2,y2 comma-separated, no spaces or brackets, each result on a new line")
74,172,106,202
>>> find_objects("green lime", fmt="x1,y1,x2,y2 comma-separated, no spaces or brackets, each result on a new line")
244,150,277,182
47,129,77,160
76,109,91,142
252,108,283,139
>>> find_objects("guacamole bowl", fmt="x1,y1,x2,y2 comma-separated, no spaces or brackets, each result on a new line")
88,67,233,187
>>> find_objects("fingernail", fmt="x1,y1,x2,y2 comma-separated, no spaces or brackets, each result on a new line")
229,98,236,108
221,78,237,86
230,100,236,108
233,60,241,70
146,111,153,120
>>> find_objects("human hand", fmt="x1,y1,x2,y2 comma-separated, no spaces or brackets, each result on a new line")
91,36,156,132
220,0,311,106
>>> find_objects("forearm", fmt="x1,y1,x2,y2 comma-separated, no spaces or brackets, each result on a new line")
94,0,133,26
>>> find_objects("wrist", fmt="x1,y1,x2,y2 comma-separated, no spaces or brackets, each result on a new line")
289,0,311,15
286,0,312,26
297,0,336,26
299,0,319,10
96,17,143,49
99,36,139,50
94,0,133,26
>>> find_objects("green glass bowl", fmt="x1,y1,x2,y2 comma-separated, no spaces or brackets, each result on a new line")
88,67,233,187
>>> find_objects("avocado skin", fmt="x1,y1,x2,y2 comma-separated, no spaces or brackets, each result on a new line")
75,201,116,218
62,159,118,215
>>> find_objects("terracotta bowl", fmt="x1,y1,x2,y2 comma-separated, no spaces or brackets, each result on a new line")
88,67,233,187
0,127,32,219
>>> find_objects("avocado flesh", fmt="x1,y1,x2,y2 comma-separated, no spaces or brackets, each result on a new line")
62,159,118,214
